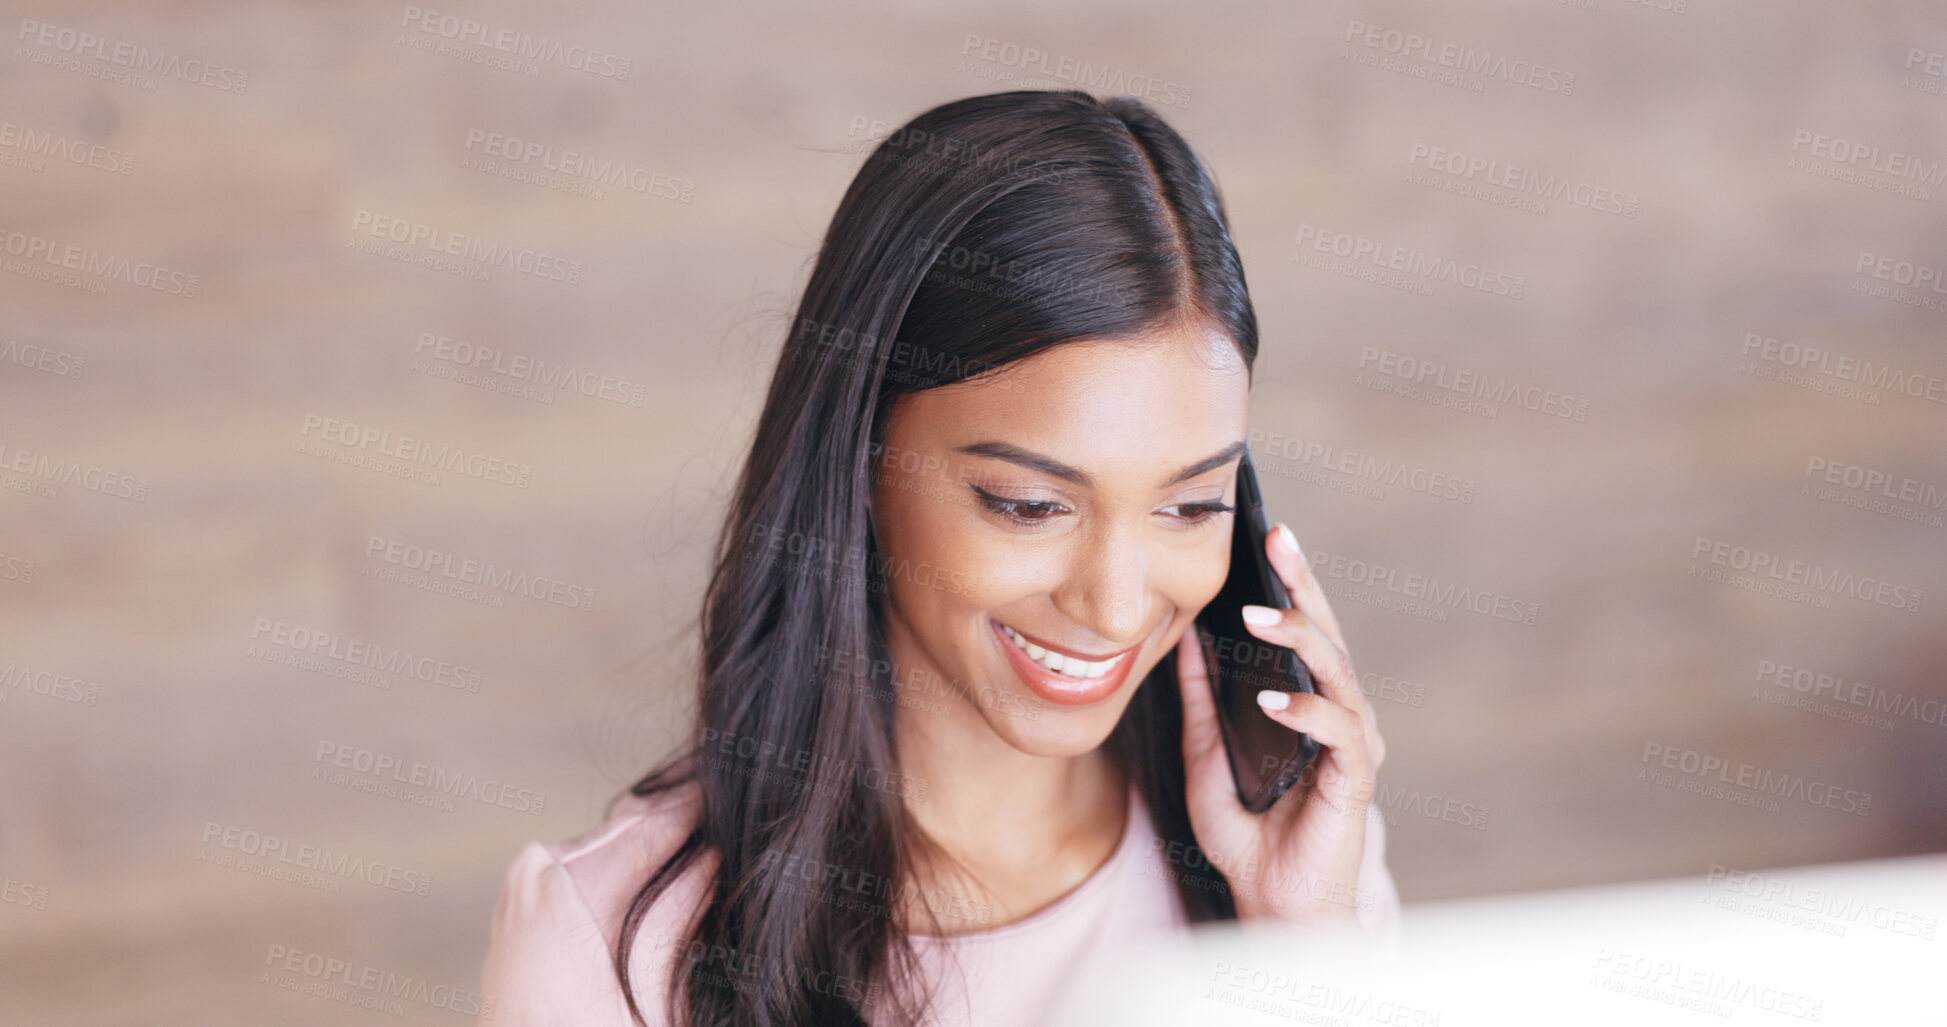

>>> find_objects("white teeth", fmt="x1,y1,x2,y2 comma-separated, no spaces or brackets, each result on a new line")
1001,624,1121,679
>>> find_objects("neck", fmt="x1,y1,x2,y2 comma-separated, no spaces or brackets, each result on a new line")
884,621,1127,872
896,697,1122,863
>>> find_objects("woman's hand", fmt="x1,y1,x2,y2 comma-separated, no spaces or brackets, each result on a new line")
1175,521,1388,926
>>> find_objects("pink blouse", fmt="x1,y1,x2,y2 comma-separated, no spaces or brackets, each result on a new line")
476,781,1401,1026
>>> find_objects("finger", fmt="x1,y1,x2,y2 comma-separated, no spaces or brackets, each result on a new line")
1174,628,1239,815
1255,525,1386,770
1267,523,1347,653
1254,689,1367,763
1254,690,1375,817
1240,605,1364,718
1242,608,1385,771
1246,611,1386,779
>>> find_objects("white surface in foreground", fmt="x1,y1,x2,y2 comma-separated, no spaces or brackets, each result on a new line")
1047,854,1946,1026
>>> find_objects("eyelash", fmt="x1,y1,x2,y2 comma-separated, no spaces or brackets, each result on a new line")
970,486,1233,529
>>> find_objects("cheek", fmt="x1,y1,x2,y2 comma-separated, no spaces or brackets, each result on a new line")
1156,531,1233,610
873,470,953,562
873,479,1000,616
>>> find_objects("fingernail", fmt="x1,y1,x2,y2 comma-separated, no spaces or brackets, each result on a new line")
1241,605,1280,626
1277,523,1299,556
1257,689,1290,711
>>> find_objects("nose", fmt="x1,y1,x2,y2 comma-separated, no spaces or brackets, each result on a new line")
1049,517,1150,650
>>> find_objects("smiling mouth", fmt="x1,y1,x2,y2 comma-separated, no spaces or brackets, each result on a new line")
995,621,1138,679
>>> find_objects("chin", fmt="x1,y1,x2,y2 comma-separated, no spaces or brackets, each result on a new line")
983,706,1132,759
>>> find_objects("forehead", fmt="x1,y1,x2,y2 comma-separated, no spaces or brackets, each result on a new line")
888,322,1251,474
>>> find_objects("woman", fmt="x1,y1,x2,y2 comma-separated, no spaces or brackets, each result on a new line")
478,89,1396,1027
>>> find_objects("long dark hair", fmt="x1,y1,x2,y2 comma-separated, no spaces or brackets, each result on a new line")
616,89,1261,1026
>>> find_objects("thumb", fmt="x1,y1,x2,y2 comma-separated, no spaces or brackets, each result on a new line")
1175,628,1237,818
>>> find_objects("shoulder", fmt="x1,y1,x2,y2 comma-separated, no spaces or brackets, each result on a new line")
477,780,716,1027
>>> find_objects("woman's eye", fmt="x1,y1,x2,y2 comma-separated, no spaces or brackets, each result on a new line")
972,487,1067,526
969,488,1230,527
1162,501,1234,525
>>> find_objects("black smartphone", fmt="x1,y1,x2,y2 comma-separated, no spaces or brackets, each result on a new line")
1193,446,1319,813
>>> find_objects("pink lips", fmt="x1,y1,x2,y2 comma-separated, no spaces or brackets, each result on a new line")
989,619,1140,706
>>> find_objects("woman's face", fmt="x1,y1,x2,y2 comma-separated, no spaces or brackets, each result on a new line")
869,322,1251,757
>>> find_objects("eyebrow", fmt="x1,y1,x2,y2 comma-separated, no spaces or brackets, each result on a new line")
954,439,1246,490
